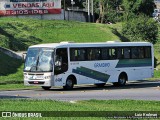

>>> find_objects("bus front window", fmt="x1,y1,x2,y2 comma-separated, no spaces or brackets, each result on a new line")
24,48,54,72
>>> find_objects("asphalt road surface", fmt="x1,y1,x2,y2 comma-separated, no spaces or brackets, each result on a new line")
0,80,160,101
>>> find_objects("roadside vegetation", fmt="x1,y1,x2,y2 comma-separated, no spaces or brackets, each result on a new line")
0,17,119,51
2,99,159,111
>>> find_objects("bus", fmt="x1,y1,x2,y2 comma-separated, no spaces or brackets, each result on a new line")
23,41,154,90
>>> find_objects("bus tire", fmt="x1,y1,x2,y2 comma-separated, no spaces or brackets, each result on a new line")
41,86,51,90
113,73,127,86
63,77,74,90
118,73,127,86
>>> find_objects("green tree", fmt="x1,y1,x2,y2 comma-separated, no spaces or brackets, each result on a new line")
122,0,142,21
122,0,155,21
138,0,155,16
94,0,108,23
122,15,158,44
94,0,122,23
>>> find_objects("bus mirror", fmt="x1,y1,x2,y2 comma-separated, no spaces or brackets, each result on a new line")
23,52,27,61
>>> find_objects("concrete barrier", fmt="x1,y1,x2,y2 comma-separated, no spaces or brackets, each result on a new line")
0,47,23,60
3,9,88,22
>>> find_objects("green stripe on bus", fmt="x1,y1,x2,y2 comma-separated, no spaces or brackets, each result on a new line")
73,67,110,82
116,59,152,68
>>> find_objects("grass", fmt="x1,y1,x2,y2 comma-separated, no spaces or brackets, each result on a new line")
0,84,38,91
1,99,160,111
0,17,119,51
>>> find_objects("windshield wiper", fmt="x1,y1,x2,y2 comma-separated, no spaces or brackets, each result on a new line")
29,54,40,72
29,65,37,72
36,55,40,71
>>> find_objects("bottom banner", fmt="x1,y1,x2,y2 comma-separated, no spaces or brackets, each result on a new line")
1,111,160,118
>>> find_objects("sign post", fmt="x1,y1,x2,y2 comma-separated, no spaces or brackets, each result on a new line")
88,0,90,22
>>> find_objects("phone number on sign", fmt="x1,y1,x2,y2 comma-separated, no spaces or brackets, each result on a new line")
5,9,48,15
0,9,61,16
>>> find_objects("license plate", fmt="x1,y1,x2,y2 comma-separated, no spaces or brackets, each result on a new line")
29,75,43,80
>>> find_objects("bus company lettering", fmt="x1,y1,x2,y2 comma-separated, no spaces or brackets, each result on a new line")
94,63,110,68
55,78,62,82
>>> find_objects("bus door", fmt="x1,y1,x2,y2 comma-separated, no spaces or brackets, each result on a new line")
54,48,68,83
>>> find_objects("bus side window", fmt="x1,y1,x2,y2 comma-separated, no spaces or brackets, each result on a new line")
139,47,144,58
101,48,109,60
117,48,123,59
109,48,116,59
70,49,76,61
87,48,101,60
70,48,86,61
124,48,130,59
144,47,151,58
78,49,85,61
87,49,92,60
131,47,139,59
95,48,101,60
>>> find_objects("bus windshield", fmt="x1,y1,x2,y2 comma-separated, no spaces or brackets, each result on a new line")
24,48,54,72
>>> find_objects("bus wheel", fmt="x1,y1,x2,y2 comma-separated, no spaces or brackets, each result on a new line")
118,74,127,86
113,74,127,86
41,86,51,90
63,77,74,90
95,83,106,87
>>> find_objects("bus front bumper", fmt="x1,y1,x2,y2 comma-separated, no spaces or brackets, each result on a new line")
24,79,52,86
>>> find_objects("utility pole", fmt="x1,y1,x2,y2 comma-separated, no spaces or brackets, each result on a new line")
87,0,94,22
91,0,94,22
64,0,66,20
88,0,90,22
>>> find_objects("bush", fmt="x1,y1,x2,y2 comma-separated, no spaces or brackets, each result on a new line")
122,15,158,44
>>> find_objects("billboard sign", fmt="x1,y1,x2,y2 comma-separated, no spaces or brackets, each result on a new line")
0,0,61,16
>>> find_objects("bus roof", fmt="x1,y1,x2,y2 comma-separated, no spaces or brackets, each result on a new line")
29,41,152,49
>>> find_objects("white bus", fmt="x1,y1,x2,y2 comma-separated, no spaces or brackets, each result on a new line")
24,41,154,90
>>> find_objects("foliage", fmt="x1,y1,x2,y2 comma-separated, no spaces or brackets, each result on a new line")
94,0,122,23
138,0,155,16
122,0,155,21
122,0,141,21
122,15,158,44
94,0,155,23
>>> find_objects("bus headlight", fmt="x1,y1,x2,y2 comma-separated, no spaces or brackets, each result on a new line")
24,75,28,79
45,76,51,79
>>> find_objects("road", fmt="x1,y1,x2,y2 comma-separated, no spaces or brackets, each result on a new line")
0,80,160,101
